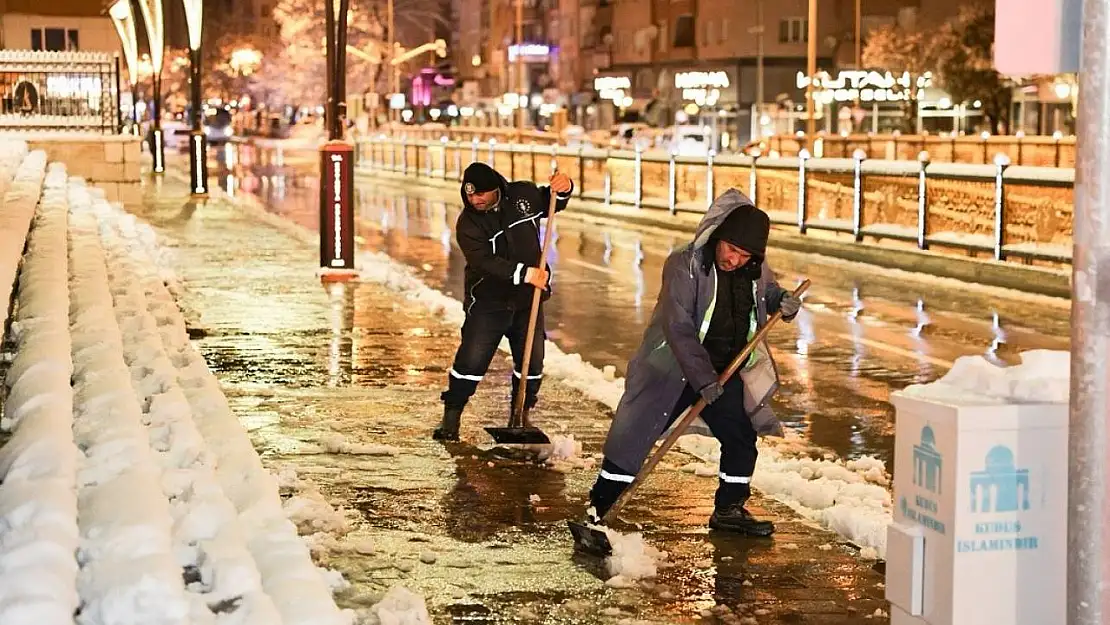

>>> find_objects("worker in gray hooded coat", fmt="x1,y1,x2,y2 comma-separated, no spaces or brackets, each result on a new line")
585,188,801,536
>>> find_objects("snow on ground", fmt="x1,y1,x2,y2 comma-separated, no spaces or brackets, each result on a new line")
603,529,670,589
0,158,80,622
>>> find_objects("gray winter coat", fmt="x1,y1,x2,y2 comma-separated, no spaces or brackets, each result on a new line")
602,188,790,473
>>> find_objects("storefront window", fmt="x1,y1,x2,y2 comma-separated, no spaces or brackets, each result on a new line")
674,15,695,48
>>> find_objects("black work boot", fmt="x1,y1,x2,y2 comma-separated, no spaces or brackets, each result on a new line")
709,504,775,537
433,406,463,441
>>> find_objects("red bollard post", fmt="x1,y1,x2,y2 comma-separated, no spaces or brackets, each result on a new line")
319,140,356,279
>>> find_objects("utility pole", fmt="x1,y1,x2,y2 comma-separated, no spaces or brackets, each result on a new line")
1069,0,1110,622
805,0,817,145
855,0,861,69
388,0,394,124
516,0,525,136
755,0,765,141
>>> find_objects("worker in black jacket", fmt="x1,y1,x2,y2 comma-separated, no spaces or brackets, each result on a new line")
434,162,574,441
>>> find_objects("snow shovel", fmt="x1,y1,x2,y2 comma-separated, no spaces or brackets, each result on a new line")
568,279,812,556
484,187,561,446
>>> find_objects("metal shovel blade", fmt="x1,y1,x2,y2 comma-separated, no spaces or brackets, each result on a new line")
567,520,612,556
483,426,551,445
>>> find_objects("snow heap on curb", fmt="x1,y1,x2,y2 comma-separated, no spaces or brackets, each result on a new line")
901,350,1070,405
0,157,81,623
67,181,193,624
0,139,34,335
84,192,354,625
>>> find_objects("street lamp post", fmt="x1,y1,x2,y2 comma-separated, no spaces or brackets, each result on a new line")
805,0,817,145
136,0,165,173
183,0,208,197
320,0,357,276
109,0,139,135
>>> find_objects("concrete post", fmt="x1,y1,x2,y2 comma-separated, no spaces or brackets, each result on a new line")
1069,0,1110,622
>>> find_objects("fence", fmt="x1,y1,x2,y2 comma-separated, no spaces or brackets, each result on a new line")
373,125,1078,168
0,50,122,134
356,136,1075,265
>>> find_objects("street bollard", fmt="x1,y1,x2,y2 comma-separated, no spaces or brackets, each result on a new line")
797,149,810,234
550,144,558,176
577,146,585,198
440,137,448,180
487,139,496,166
749,153,759,206
401,137,408,175
918,151,930,250
668,149,677,215
706,150,716,211
471,137,479,167
852,148,866,242
993,153,1010,262
634,144,643,209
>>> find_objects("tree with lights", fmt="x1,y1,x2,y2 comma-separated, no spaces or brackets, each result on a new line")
861,20,943,133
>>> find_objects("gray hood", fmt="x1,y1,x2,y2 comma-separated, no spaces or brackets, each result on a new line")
692,188,758,251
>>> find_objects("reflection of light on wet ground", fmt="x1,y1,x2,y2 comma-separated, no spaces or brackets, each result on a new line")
328,282,348,387
987,311,1007,363
632,241,645,310
226,175,237,197
911,298,930,338
225,143,237,168
846,288,864,376
602,233,612,266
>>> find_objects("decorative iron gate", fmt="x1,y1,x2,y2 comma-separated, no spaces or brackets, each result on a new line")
0,50,121,134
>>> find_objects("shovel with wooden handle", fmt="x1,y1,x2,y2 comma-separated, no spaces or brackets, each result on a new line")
568,279,811,556
484,186,561,446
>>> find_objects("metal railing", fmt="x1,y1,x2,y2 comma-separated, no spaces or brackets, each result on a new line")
0,50,122,134
355,136,1075,265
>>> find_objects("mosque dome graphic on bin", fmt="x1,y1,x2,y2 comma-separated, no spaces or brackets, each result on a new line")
913,425,942,494
970,445,1031,513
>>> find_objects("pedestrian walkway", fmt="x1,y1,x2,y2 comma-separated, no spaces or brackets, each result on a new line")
138,168,889,623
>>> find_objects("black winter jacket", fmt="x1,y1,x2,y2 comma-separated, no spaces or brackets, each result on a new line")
456,169,572,313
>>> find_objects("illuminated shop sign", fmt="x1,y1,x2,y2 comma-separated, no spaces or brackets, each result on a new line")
508,44,551,61
594,76,631,103
675,70,730,106
797,70,934,103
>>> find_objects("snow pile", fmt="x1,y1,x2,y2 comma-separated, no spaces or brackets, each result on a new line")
87,195,353,625
901,350,1070,405
678,434,893,558
85,180,285,623
363,585,431,625
0,140,34,335
0,158,81,622
603,529,669,588
319,432,399,456
66,183,193,624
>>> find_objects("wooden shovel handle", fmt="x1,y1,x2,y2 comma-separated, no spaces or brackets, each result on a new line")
511,187,561,427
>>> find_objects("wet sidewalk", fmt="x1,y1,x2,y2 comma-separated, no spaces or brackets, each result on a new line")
135,169,889,624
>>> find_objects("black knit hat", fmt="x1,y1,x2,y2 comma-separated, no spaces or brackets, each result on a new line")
462,162,502,195
711,204,770,259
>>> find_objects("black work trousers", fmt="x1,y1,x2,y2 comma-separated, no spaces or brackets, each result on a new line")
588,375,758,519
441,305,545,411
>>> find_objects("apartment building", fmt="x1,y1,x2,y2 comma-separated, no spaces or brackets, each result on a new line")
0,0,117,53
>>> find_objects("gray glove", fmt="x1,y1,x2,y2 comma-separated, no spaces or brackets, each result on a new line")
699,382,724,405
779,293,801,319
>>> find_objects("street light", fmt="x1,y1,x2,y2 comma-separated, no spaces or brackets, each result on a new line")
136,0,165,173
320,0,356,276
182,0,207,197
109,0,140,135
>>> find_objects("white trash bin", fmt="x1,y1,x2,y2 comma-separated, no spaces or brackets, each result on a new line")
885,352,1068,625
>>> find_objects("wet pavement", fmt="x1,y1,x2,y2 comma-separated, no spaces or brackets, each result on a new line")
139,166,892,623
209,142,1072,470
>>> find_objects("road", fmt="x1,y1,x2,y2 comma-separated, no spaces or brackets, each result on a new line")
211,142,1071,469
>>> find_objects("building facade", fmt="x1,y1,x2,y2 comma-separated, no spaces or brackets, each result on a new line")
0,0,117,54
